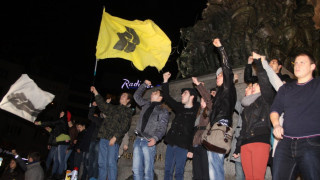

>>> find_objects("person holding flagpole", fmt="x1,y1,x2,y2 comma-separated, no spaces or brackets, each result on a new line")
90,86,133,180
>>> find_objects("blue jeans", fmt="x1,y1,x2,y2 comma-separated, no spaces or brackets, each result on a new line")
192,145,209,180
207,151,225,180
98,138,119,180
234,161,245,180
57,144,69,175
132,138,156,180
273,136,320,180
46,146,57,174
64,149,72,170
164,145,188,180
88,140,100,179
73,151,83,171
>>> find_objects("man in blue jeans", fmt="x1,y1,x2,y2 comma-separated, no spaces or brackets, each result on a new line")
90,86,133,180
162,72,199,180
270,53,320,180
132,80,169,180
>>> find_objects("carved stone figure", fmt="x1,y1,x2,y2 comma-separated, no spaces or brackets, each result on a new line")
176,0,319,78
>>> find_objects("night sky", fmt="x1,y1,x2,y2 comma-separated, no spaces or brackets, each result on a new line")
1,0,207,95
0,0,208,158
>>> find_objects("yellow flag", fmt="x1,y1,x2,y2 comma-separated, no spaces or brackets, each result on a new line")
96,9,172,71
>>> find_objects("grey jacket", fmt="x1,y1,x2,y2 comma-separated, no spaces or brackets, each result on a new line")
134,83,169,142
25,162,44,180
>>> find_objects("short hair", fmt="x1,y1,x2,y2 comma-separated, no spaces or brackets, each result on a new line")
295,52,315,64
271,59,282,66
75,120,86,126
28,152,40,162
157,89,164,97
122,92,133,105
210,88,216,92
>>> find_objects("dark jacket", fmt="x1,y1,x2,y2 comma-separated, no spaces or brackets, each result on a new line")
25,162,44,180
235,59,275,154
95,94,133,145
88,106,103,141
210,46,237,127
67,126,78,150
41,116,69,145
134,83,169,142
162,82,200,151
193,84,212,146
75,124,95,152
0,166,24,180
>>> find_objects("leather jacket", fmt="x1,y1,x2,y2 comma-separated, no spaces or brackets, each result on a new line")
210,46,237,127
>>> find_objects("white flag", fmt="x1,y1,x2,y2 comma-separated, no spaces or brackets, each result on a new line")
0,74,55,122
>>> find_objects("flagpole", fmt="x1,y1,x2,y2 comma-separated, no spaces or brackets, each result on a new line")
89,58,98,107
93,58,98,83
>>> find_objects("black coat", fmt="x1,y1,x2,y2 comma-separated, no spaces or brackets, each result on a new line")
210,46,237,127
235,59,275,154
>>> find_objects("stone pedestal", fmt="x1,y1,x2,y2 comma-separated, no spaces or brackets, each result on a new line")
117,66,272,180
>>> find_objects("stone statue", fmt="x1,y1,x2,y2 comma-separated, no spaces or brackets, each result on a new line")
176,0,319,78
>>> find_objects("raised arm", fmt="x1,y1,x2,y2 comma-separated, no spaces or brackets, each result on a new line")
192,77,212,111
213,38,234,90
133,80,150,107
261,56,283,91
244,56,258,84
162,72,180,110
88,102,103,125
91,86,114,113
254,57,275,105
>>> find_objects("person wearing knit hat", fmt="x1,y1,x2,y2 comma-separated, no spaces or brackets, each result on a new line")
206,38,237,180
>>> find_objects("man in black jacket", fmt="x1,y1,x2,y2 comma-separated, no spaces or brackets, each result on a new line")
87,101,103,180
162,72,199,180
206,38,237,180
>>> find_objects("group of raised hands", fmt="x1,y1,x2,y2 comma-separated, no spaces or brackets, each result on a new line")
248,52,266,64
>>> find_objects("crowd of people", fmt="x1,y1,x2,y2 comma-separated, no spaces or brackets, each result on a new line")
1,38,320,180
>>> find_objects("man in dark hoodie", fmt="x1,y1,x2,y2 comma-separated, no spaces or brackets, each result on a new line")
162,72,199,180
87,101,103,180
132,80,169,180
35,110,70,179
74,120,95,180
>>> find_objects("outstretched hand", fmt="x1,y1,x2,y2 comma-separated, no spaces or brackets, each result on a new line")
252,52,261,59
144,80,152,86
90,86,98,96
192,77,200,86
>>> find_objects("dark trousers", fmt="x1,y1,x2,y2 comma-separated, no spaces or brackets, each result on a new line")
192,145,209,180
273,136,320,180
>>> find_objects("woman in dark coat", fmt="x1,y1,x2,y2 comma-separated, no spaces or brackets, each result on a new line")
0,158,24,180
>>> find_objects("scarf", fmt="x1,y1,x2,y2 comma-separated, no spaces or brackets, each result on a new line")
141,102,161,133
241,93,261,107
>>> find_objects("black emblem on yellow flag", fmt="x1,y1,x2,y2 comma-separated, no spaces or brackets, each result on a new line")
113,26,140,53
